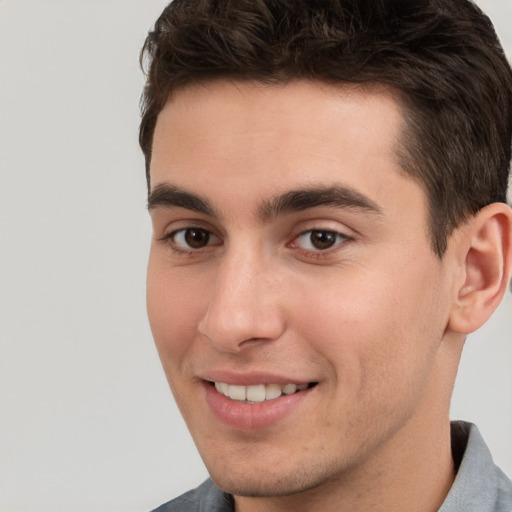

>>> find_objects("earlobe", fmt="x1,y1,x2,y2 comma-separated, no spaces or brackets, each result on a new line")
448,202,512,335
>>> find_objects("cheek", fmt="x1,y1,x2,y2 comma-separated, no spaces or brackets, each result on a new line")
146,261,206,367
289,258,447,391
146,264,211,425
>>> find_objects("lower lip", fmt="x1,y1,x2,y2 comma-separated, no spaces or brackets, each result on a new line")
203,382,314,430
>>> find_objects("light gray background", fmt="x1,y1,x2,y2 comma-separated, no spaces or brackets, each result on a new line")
0,1,510,511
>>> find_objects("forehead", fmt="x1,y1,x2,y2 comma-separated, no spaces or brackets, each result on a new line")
149,80,421,218
152,80,404,160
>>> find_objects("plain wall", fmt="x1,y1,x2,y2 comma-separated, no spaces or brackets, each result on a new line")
0,1,510,511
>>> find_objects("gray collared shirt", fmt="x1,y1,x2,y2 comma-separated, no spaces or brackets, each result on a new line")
440,421,512,511
152,421,512,512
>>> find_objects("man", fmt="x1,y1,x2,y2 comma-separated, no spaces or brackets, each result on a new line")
140,0,512,510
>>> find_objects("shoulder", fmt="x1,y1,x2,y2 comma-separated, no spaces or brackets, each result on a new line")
150,479,234,512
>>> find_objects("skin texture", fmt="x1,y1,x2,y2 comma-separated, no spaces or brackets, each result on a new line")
146,80,512,512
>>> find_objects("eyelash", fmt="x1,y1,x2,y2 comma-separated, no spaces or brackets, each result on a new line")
159,226,352,258
290,229,350,256
160,227,221,254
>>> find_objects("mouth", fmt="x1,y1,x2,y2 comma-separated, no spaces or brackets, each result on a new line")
210,381,318,404
203,378,318,429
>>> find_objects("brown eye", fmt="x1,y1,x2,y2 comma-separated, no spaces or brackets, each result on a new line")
184,228,210,248
170,227,220,250
309,230,337,249
294,229,348,251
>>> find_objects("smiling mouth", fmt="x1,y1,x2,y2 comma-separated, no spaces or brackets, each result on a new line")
211,381,318,403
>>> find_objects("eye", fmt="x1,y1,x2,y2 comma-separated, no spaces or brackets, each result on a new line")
169,227,220,250
293,229,348,251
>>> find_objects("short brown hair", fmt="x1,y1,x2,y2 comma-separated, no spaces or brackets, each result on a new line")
139,0,512,255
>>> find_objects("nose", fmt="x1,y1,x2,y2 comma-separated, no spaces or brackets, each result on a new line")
197,246,286,353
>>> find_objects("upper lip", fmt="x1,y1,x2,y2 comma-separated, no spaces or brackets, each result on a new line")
198,370,314,387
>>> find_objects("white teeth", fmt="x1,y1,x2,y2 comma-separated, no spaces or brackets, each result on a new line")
215,382,229,395
265,383,282,400
228,385,246,401
246,384,266,402
214,382,309,403
282,383,297,395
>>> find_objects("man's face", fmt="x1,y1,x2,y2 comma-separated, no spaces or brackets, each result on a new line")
147,81,457,496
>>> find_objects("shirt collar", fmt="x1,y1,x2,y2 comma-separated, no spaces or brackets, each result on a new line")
440,421,512,512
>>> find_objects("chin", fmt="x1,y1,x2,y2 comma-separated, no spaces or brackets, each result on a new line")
211,475,312,498
207,459,340,498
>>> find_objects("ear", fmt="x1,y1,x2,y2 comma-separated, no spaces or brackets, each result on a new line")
448,202,512,334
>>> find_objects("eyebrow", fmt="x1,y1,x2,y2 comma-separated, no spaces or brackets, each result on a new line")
259,185,382,220
147,182,382,220
147,183,215,216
